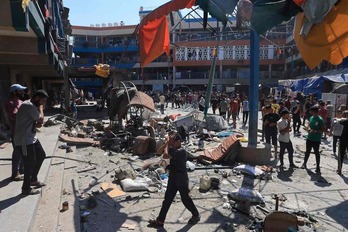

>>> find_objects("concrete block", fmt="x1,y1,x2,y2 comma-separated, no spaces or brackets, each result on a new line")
237,144,271,165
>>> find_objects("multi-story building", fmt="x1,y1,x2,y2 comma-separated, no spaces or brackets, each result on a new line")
0,0,72,100
70,7,288,96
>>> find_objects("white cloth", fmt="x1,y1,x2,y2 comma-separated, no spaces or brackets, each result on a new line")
331,117,344,136
159,95,166,105
277,118,290,143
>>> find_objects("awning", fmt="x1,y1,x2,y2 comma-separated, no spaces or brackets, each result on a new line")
294,0,348,69
251,0,301,35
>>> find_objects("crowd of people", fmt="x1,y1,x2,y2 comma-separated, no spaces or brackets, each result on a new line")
149,90,250,127
149,89,348,175
261,95,348,175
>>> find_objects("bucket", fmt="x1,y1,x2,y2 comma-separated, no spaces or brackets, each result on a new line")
200,175,211,191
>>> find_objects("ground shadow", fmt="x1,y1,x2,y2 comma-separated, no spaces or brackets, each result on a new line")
339,174,348,185
0,193,24,211
276,167,294,182
315,175,332,187
325,200,348,229
176,224,193,232
0,177,12,189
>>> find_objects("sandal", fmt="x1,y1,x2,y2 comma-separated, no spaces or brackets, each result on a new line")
11,175,24,181
148,219,164,228
30,181,46,188
22,188,40,195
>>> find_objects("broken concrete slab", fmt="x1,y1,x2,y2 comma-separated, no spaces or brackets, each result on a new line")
237,144,271,165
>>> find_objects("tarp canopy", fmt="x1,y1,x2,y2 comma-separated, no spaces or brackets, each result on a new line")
108,89,155,121
294,0,348,70
279,70,348,97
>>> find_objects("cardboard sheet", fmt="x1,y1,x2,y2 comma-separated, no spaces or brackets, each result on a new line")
101,182,126,198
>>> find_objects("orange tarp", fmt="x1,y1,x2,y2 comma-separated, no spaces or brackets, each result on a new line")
139,0,196,67
139,16,170,67
294,0,348,69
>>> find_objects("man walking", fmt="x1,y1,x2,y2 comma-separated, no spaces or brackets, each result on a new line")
5,84,27,181
291,101,301,135
242,97,249,126
263,105,280,159
229,96,239,128
148,132,200,228
15,90,49,195
277,110,297,168
301,106,325,173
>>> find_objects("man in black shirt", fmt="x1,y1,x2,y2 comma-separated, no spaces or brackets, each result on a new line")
292,101,301,134
337,111,348,175
149,132,200,228
303,98,312,126
263,106,280,159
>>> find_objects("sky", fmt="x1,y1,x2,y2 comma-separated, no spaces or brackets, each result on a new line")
64,0,175,26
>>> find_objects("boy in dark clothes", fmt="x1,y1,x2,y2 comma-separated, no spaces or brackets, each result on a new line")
148,132,200,228
263,105,280,159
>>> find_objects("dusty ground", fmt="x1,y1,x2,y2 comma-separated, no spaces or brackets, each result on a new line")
70,107,348,232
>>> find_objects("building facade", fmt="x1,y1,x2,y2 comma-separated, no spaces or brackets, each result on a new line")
0,0,71,100
70,7,289,95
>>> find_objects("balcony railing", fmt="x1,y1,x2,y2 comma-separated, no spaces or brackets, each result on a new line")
175,45,284,61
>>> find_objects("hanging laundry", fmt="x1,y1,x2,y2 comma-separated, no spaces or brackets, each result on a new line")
294,0,348,69
299,0,338,37
251,0,302,35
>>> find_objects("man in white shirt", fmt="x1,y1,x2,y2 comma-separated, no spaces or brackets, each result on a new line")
277,109,297,168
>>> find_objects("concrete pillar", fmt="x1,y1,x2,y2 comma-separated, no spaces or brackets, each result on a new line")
269,64,272,79
172,66,176,88
184,48,188,61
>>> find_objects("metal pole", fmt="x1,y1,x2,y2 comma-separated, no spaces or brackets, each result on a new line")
64,66,70,111
204,48,217,117
248,30,260,147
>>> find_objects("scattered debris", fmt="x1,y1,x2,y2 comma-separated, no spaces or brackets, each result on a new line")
121,223,136,230
233,164,264,177
228,188,265,205
77,166,96,173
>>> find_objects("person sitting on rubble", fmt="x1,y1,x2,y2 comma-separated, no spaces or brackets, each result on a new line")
148,132,200,228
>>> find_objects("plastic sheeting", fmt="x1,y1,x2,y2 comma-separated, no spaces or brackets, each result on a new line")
279,70,348,97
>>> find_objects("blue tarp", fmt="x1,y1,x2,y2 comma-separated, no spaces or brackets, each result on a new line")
279,69,348,98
